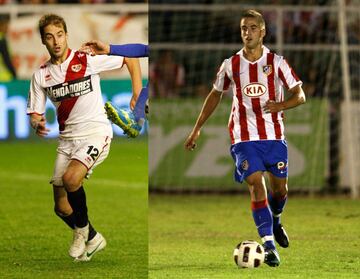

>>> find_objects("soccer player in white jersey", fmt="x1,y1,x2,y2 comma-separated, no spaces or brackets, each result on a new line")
27,14,142,261
185,10,306,267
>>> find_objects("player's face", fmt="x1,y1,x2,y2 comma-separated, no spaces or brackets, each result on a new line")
42,24,68,62
240,17,265,49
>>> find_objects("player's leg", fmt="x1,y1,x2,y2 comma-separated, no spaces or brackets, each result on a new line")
231,142,280,266
53,185,98,240
268,174,289,248
62,160,90,258
266,140,289,248
246,172,275,249
133,84,148,122
246,172,280,267
71,136,111,261
53,185,75,229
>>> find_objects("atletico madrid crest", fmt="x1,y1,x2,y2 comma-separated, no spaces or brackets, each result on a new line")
262,65,272,76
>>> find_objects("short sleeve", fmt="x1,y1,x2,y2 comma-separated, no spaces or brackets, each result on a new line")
213,59,231,92
27,73,46,115
277,57,302,90
87,55,124,74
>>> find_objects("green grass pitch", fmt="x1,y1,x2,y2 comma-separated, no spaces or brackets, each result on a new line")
149,195,360,279
0,138,148,279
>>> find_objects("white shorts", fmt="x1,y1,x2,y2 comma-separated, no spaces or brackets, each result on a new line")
50,136,111,186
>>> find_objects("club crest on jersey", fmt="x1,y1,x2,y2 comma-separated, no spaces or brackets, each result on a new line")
241,160,249,171
71,64,82,73
263,65,272,76
243,82,267,97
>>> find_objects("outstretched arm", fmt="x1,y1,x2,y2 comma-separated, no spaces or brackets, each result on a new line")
80,40,149,57
184,88,223,151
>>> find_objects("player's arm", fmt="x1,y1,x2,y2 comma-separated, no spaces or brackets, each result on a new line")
264,85,306,113
124,57,142,110
184,88,223,151
80,40,149,57
30,113,50,137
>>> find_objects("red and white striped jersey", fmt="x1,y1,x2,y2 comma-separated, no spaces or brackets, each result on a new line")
27,49,124,140
213,46,302,144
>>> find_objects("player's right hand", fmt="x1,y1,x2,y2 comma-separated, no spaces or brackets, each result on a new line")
184,129,200,151
79,40,110,56
35,116,50,137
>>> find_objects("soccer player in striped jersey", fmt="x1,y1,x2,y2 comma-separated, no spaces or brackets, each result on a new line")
27,14,142,261
80,40,149,138
185,10,306,267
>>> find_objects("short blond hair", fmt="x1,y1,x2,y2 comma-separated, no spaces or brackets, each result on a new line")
241,10,266,30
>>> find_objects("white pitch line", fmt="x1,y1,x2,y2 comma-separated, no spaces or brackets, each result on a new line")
0,171,146,189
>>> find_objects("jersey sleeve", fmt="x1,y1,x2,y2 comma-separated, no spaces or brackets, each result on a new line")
213,59,231,92
27,72,46,115
277,57,302,90
109,44,149,57
87,54,124,74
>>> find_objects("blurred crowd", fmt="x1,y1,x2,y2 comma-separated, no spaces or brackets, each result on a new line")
150,0,356,5
149,3,359,99
0,0,146,3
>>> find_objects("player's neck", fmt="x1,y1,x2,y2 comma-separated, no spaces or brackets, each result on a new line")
51,48,71,65
243,45,263,62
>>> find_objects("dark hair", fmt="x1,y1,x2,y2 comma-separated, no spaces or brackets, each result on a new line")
38,14,67,40
241,9,266,30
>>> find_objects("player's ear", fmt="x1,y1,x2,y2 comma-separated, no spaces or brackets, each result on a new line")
261,28,266,39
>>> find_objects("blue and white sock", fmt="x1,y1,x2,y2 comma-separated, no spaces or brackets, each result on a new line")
268,192,287,229
133,85,148,124
251,199,275,250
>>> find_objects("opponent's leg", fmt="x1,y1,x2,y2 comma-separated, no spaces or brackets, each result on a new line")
133,85,148,122
268,174,289,248
105,86,148,138
246,171,280,267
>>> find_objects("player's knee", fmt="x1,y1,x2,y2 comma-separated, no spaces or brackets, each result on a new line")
54,205,72,217
272,186,288,197
62,172,82,192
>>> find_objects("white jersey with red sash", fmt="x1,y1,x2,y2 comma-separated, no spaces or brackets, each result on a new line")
27,49,124,139
213,46,302,144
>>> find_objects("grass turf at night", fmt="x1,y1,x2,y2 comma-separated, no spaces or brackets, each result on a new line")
149,195,360,279
0,139,148,279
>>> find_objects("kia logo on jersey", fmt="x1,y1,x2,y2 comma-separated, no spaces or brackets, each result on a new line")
242,83,267,97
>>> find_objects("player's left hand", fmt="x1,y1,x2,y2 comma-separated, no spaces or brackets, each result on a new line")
264,100,284,113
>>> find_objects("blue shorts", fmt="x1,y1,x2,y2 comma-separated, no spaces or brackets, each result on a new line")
230,140,288,183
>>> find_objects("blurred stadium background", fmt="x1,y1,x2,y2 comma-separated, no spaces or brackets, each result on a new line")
149,0,360,198
0,2,148,278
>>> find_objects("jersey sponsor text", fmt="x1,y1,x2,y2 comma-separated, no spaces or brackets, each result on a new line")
45,75,92,102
